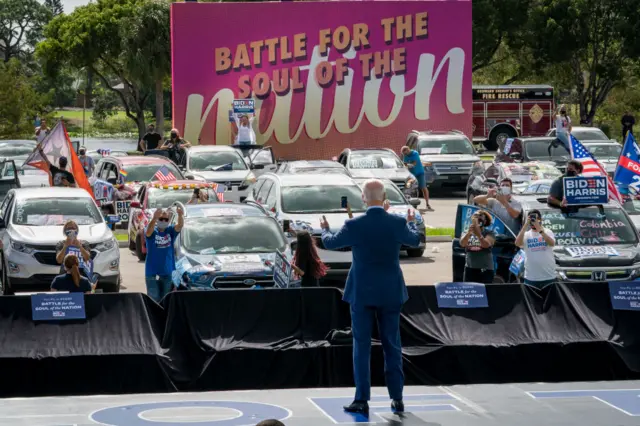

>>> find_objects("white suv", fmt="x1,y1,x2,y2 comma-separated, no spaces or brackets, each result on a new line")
0,187,120,294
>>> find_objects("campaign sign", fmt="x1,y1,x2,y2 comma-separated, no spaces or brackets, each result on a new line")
460,205,508,236
273,251,291,289
232,99,255,114
31,293,86,321
116,200,131,222
609,281,640,311
434,282,489,308
509,249,526,276
566,246,619,258
563,176,608,205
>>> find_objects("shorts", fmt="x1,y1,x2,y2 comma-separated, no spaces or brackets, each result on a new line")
415,173,427,189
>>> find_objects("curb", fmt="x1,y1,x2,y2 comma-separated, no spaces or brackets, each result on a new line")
426,235,453,243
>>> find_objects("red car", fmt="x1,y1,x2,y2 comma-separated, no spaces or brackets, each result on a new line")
127,181,221,260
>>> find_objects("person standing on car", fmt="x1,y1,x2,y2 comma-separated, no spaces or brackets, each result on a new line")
622,111,635,140
145,207,184,303
78,147,95,177
161,129,191,165
548,160,584,208
460,210,496,283
234,113,256,145
473,178,522,233
290,230,328,287
401,146,433,211
515,209,556,289
555,104,572,150
139,123,163,152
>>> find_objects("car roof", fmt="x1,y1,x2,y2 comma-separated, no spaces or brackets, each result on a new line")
188,145,238,153
571,126,604,132
271,173,357,187
413,130,469,139
348,149,395,155
108,156,174,165
517,137,556,142
145,180,215,188
12,187,93,200
184,202,266,218
287,160,343,168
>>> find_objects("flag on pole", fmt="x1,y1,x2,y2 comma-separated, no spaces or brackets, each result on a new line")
614,132,640,188
212,183,225,202
569,134,623,204
153,166,176,182
24,121,94,199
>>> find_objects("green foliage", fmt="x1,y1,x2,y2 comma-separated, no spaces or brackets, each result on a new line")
0,0,52,62
0,59,51,137
44,0,64,17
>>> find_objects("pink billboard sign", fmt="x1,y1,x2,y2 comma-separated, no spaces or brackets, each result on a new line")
171,1,472,159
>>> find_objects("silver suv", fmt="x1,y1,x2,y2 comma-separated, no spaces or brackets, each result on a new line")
406,130,481,189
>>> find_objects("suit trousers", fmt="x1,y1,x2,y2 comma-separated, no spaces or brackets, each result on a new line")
350,304,404,401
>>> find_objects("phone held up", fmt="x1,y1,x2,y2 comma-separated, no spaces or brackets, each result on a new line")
341,196,348,209
283,219,291,232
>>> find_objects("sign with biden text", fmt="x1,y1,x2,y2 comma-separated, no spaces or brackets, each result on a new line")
170,1,472,159
563,176,608,205
232,99,255,114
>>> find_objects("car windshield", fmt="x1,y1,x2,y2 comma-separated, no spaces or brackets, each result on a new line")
622,199,640,216
147,188,219,209
541,207,637,246
416,137,474,155
524,141,571,161
0,146,35,158
189,151,247,171
124,163,182,182
182,216,286,254
520,164,562,180
572,129,608,141
586,144,621,159
521,182,552,195
236,148,273,165
290,167,347,175
281,185,367,213
349,152,403,169
367,181,406,205
13,197,102,226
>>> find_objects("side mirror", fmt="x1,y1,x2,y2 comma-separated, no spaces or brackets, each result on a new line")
185,174,195,180
250,164,265,170
130,201,141,209
509,152,523,161
239,196,247,202
408,198,420,208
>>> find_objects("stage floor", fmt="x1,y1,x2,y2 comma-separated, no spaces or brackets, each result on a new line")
1,381,640,425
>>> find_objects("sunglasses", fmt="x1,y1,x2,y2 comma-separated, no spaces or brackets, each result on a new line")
64,229,78,235
158,218,169,222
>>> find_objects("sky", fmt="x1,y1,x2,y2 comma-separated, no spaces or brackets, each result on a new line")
62,0,91,12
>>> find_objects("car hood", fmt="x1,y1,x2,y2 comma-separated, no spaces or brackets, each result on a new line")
386,205,424,224
10,223,111,245
190,170,251,182
284,211,363,234
554,244,638,267
419,154,480,163
348,169,412,180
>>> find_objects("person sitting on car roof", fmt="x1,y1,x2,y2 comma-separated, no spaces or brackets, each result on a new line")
547,160,583,208
160,129,191,166
473,178,522,233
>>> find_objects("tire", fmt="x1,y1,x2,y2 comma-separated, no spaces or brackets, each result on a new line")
128,231,136,251
0,254,12,296
135,233,146,261
101,274,121,293
407,248,425,258
485,126,517,151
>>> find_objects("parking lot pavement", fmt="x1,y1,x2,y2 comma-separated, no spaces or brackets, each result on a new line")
118,242,454,294
418,189,465,229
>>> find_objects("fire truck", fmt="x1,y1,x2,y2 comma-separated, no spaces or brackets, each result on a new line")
473,85,555,151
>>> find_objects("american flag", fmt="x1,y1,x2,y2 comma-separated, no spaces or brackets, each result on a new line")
211,183,226,202
153,166,176,182
569,135,623,203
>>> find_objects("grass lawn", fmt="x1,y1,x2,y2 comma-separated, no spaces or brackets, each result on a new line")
52,109,129,123
425,227,455,238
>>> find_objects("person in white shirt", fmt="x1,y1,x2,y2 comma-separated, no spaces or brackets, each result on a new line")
555,104,572,150
515,209,556,289
234,113,256,145
35,119,50,143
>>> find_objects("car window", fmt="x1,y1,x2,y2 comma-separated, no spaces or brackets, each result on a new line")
256,180,274,203
587,144,621,159
281,185,367,213
524,141,571,161
381,181,406,205
13,197,102,226
484,165,499,179
147,188,218,209
522,184,539,194
416,137,474,155
265,184,278,210
623,199,640,216
122,163,182,182
0,192,13,219
188,151,247,171
572,128,608,141
542,207,637,246
251,179,265,199
348,152,403,169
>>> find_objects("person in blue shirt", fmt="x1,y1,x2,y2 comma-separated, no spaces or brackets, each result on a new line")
145,207,184,302
401,146,433,211
51,254,93,293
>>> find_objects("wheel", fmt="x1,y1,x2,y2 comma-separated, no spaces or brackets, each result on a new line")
407,248,425,258
128,231,135,251
101,274,121,293
0,253,12,295
485,126,517,151
135,233,146,261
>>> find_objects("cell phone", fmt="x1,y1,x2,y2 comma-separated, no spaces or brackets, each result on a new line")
193,188,200,196
283,219,291,232
341,196,348,209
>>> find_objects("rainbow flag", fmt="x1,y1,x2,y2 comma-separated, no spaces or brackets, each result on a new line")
119,169,128,177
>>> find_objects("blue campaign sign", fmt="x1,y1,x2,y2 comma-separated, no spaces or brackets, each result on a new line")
435,282,489,308
509,249,526,276
228,109,235,123
91,401,290,425
563,176,608,205
232,99,255,114
310,394,459,424
460,205,508,236
608,281,640,311
31,293,86,321
529,389,640,416
273,251,291,288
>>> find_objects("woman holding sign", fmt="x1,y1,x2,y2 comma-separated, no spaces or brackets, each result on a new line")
460,210,496,284
56,221,92,279
234,113,256,145
51,254,92,293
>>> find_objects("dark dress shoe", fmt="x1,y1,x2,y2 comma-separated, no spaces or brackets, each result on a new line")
343,400,369,414
391,399,404,413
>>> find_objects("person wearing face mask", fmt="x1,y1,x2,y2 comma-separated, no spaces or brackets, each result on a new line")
460,210,496,283
515,209,556,289
473,178,522,233
145,207,184,302
187,187,210,204
234,113,256,145
51,254,93,293
555,104,572,151
139,123,162,152
548,160,584,208
56,220,92,279
161,128,191,166
78,147,95,177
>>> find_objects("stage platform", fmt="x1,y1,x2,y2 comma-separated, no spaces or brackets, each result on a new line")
2,381,640,425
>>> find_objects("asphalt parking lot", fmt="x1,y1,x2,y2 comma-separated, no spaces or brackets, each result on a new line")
118,189,465,292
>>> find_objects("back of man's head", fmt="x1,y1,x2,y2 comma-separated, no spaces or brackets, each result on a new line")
362,179,385,205
256,420,285,426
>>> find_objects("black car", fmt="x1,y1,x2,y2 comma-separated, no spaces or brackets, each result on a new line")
496,137,571,173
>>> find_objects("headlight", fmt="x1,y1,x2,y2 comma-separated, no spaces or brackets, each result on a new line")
10,239,34,254
242,172,257,186
95,237,117,252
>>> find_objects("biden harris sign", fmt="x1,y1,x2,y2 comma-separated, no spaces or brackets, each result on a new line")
563,176,608,205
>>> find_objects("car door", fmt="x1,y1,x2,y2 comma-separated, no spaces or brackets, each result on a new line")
0,191,15,252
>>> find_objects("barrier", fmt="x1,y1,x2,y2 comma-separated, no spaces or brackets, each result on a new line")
1,284,640,397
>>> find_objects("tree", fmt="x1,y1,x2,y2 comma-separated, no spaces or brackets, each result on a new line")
524,0,640,124
37,0,158,138
0,0,52,62
0,59,51,137
44,0,64,17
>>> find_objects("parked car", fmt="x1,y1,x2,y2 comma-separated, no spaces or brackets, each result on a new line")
0,187,120,294
276,160,351,176
405,130,482,190
127,181,221,260
2,155,49,188
183,145,261,202
0,140,38,160
336,148,413,191
452,197,640,284
87,149,128,164
546,126,614,143
231,144,278,172
581,142,621,176
496,137,571,173
516,179,555,195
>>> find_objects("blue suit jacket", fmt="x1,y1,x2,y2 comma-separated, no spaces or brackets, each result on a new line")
321,207,422,308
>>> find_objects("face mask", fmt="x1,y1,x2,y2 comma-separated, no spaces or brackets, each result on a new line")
157,221,169,230
171,133,177,139
566,170,576,177
500,186,511,195
79,151,86,156
65,230,78,238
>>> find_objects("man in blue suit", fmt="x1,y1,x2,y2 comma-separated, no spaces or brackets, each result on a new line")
320,179,423,415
